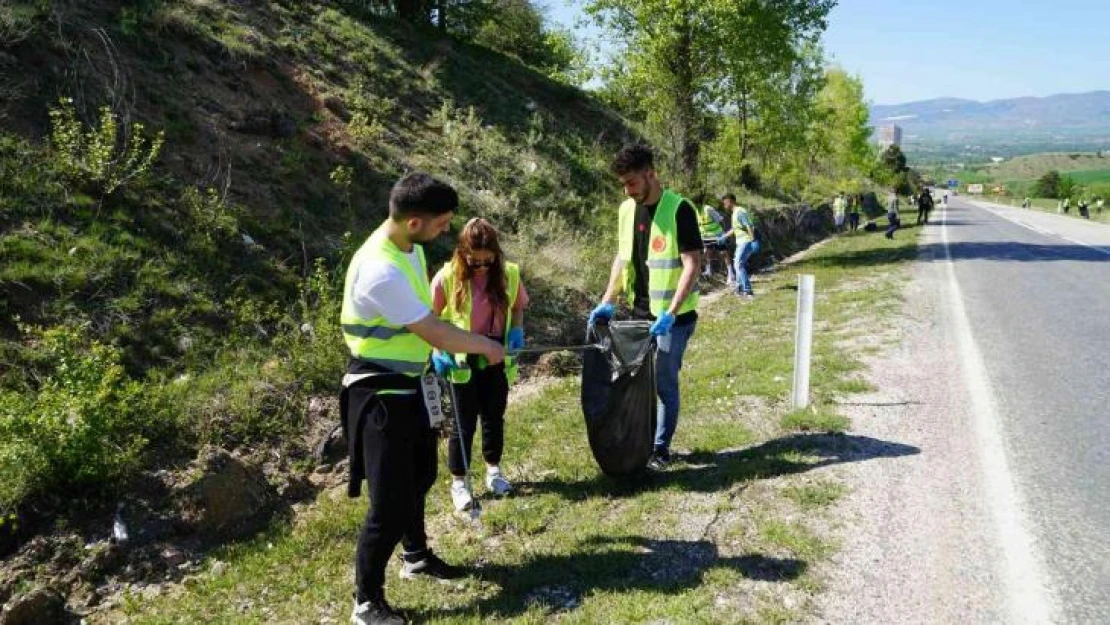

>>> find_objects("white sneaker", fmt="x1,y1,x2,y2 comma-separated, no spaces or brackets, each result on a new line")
486,470,512,496
450,481,473,512
351,597,404,625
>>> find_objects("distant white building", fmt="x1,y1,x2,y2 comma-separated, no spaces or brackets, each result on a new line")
878,124,902,149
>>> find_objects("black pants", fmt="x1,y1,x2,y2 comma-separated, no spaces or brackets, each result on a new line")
350,389,437,602
848,212,860,231
447,363,509,477
916,208,930,224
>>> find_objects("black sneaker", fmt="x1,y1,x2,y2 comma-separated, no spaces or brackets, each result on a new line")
647,449,670,471
399,550,466,580
351,596,406,625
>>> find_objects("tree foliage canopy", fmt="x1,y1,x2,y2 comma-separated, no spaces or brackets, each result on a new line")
585,0,874,200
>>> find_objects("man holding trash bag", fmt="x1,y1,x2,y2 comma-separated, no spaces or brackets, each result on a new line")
589,144,702,471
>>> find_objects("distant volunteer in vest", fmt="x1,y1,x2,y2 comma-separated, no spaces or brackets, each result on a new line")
588,144,702,471
340,172,506,625
697,198,734,284
718,193,759,298
431,218,529,512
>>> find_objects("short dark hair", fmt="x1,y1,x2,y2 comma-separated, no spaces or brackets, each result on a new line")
721,192,737,202
389,172,458,219
611,144,655,175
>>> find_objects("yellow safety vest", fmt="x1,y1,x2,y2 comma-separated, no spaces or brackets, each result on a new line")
340,224,432,377
732,206,753,244
434,261,521,385
698,205,724,239
617,189,700,317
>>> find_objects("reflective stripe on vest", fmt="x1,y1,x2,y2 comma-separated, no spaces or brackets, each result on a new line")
698,205,724,238
340,224,432,377
617,189,700,317
434,261,521,385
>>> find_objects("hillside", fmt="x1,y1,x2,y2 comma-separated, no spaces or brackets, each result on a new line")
986,152,1110,180
871,91,1110,156
928,150,1110,201
2,0,635,552
1,2,639,380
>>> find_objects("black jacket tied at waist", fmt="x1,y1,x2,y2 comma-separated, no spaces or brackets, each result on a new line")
340,358,423,498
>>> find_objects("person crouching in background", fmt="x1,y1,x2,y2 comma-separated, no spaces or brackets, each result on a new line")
431,218,529,513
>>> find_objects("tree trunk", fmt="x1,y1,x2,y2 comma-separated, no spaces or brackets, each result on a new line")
671,7,699,191
396,0,419,22
437,0,447,31
737,92,749,164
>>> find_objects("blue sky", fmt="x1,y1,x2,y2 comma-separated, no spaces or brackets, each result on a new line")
547,0,1110,105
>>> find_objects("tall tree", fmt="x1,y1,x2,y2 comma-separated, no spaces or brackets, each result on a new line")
585,0,715,190
808,66,874,191
1033,170,1061,198
880,144,907,176
706,0,834,168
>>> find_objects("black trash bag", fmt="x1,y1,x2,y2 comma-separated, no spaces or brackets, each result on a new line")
580,320,656,476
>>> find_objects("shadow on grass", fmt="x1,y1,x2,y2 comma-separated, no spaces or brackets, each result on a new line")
416,536,805,622
518,433,920,502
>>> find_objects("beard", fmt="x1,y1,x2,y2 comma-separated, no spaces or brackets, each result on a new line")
411,228,441,244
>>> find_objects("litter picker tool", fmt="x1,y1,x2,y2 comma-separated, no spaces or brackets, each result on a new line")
423,372,481,521
446,379,481,521
507,338,609,357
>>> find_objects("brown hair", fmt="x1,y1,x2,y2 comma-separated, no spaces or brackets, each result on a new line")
451,218,508,316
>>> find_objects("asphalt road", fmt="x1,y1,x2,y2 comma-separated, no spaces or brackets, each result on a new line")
941,196,1110,623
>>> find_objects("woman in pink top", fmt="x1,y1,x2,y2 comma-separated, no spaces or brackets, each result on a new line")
431,218,529,512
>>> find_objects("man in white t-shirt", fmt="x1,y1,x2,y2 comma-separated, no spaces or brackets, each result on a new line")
342,172,505,625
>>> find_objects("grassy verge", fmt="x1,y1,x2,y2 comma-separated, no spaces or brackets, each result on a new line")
106,228,918,624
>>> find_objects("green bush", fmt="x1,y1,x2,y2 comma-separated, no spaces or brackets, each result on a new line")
180,186,238,243
0,326,156,513
48,97,164,197
283,257,347,392
1032,170,1061,199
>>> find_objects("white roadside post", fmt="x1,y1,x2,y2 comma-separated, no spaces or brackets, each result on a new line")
792,274,816,410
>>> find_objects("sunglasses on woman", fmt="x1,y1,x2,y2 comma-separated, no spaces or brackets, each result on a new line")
466,258,494,268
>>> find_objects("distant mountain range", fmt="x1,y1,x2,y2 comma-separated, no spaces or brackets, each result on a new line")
870,91,1110,154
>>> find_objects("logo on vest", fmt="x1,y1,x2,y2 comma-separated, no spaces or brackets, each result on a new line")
651,235,667,253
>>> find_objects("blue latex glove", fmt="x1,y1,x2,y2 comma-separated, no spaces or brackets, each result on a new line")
432,351,457,376
650,312,676,337
507,328,525,352
716,234,729,246
588,302,615,326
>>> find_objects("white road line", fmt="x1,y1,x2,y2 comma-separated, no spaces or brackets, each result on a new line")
970,202,1110,257
1056,233,1110,257
940,203,1059,624
1015,220,1053,237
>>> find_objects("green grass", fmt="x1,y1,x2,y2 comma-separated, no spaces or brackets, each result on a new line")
107,228,919,624
780,409,850,433
781,480,849,510
1068,169,1110,185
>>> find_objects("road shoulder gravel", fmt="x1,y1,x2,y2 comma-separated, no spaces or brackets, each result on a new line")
809,226,1008,624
